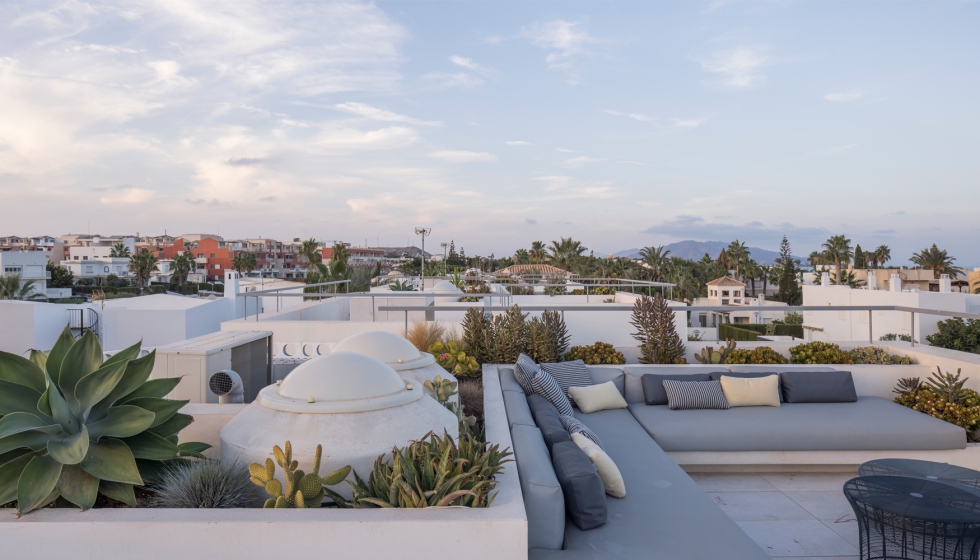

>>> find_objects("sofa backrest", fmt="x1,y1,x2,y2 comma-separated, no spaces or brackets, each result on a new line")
623,365,732,403
586,366,625,397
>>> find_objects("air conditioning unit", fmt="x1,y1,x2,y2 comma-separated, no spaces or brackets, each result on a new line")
149,330,273,403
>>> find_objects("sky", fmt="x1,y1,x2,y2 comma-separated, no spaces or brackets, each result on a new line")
1,1,978,266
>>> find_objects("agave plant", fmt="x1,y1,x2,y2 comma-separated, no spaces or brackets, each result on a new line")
326,431,511,509
0,327,209,514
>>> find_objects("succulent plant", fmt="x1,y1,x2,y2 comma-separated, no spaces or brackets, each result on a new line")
428,341,481,378
788,341,854,365
0,326,208,515
694,339,736,364
325,431,511,509
893,377,923,396
926,367,969,405
723,346,789,365
424,375,477,436
248,441,351,508
848,346,915,365
895,376,980,442
564,342,626,365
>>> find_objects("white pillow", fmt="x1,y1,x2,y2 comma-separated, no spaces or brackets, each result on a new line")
567,381,628,414
571,432,626,498
719,375,781,407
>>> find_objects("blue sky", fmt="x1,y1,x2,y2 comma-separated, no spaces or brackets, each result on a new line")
1,1,978,265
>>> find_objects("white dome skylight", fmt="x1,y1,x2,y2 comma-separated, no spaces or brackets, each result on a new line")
331,330,435,371
431,281,464,294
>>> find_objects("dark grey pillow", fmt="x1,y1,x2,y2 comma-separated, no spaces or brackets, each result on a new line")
551,441,607,530
780,370,857,403
710,371,783,402
641,373,714,405
527,393,560,420
534,406,572,452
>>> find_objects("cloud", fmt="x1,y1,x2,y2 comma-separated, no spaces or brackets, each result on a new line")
563,156,603,168
313,126,418,149
422,72,483,89
602,109,709,129
824,90,864,102
522,20,598,81
100,187,155,205
642,215,829,246
700,47,769,89
334,102,442,126
226,157,265,166
505,141,530,146
429,150,498,163
555,148,579,153
533,175,617,199
525,218,537,225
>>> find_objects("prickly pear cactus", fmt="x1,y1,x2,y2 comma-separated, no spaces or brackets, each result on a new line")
694,339,736,364
248,441,351,508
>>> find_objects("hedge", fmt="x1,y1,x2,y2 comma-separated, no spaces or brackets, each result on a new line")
718,324,760,341
718,323,803,339
72,285,167,296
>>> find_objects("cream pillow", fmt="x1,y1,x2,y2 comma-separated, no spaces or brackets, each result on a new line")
568,381,628,414
719,375,781,407
571,432,626,498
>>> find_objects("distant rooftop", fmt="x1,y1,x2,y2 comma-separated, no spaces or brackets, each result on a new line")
101,293,219,310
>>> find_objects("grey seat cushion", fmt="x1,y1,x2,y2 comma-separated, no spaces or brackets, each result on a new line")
511,425,565,550
536,408,768,559
552,441,607,531
503,389,536,429
586,366,624,397
499,367,525,394
528,396,572,452
627,397,967,451
623,365,731,403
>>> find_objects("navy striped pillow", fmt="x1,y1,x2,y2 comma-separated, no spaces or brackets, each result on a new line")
541,360,592,398
661,379,730,410
514,353,538,395
531,369,574,416
559,415,603,449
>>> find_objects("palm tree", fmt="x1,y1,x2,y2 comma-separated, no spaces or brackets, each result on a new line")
807,251,823,269
529,241,547,264
910,244,962,277
639,246,672,282
821,235,853,283
0,274,47,301
548,238,587,271
170,250,195,287
513,248,530,264
242,252,258,278
726,240,750,280
832,269,866,289
298,238,322,269
128,248,159,293
874,245,891,268
109,242,131,258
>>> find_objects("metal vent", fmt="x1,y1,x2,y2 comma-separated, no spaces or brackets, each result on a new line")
209,371,234,396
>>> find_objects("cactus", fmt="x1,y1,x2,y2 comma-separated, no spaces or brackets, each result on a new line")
428,341,481,379
248,442,351,508
694,339,736,364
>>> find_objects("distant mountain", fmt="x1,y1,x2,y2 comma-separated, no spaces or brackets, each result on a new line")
613,241,782,265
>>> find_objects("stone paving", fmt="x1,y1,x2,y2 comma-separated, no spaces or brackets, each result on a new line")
692,472,860,560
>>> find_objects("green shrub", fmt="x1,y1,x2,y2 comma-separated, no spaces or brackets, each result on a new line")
848,346,914,365
0,327,209,515
782,312,803,325
631,294,686,364
724,347,788,365
789,341,854,364
926,318,980,355
880,333,914,343
428,341,481,378
719,323,804,339
460,306,569,365
894,368,980,441
326,431,511,509
152,460,253,508
564,342,626,365
506,285,534,295
718,324,760,341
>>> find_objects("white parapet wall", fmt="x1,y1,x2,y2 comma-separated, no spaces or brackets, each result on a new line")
0,370,528,560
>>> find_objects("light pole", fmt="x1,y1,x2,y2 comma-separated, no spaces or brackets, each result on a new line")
440,242,448,273
415,227,431,289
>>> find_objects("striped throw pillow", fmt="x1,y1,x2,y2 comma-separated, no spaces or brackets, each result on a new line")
661,379,730,410
514,353,538,395
541,360,592,398
531,369,574,416
559,415,603,449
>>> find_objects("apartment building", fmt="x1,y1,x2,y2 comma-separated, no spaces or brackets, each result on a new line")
322,244,384,266
0,251,50,297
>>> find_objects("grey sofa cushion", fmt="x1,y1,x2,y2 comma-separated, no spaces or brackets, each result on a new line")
527,393,559,420
662,379,730,410
781,370,857,403
511,425,565,550
627,396,967,451
503,389,536,429
726,365,839,373
541,360,592,398
641,373,713,405
710,371,783,402
552,441,607,531
499,367,525,394
587,366,624,396
530,399,572,452
624,365,730,403
535,408,769,559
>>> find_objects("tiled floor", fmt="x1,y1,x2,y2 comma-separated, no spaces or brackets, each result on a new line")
692,472,860,559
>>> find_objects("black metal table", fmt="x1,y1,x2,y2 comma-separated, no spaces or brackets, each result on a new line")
860,460,980,494
844,476,980,559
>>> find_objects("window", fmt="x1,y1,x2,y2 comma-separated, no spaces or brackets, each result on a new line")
722,290,729,297
197,254,204,258
4,266,22,274
82,256,88,260
733,291,740,297
722,299,729,305
210,253,215,258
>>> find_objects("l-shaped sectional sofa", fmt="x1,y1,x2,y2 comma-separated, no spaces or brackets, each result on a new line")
494,363,968,559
